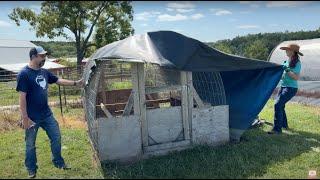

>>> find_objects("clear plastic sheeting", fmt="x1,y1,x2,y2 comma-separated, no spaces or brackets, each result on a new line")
268,38,320,81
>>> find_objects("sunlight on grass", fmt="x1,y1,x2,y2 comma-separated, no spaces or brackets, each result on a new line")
0,99,319,178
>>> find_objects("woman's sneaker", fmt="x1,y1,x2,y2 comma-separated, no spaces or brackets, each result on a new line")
57,164,71,170
28,170,36,178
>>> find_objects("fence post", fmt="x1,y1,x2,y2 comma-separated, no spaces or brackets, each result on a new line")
58,84,63,117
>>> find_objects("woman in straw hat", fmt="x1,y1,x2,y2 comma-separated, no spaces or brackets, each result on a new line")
268,43,303,134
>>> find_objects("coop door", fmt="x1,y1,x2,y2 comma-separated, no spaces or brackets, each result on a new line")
142,65,191,147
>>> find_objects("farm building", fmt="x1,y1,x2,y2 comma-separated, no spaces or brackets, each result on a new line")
83,31,284,163
0,39,66,81
268,38,320,105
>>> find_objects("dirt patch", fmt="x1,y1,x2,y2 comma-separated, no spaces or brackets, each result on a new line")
0,111,20,132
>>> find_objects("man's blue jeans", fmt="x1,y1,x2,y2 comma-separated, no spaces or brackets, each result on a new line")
25,115,65,172
273,87,298,132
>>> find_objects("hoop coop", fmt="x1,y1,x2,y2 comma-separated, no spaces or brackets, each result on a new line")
83,59,229,163
81,31,285,163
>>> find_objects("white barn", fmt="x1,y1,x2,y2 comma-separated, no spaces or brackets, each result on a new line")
0,39,66,77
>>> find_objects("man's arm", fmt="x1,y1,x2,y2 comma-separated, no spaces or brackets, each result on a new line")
56,78,84,87
19,92,34,129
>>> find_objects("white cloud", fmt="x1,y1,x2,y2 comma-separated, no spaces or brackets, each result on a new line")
141,23,148,27
0,20,12,27
166,8,174,12
136,11,161,21
176,8,194,13
266,1,312,8
190,13,204,20
167,2,195,9
157,14,188,22
210,9,232,16
239,1,251,4
166,2,195,13
236,25,260,29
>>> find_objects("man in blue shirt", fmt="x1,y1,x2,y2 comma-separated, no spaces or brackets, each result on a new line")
16,46,83,178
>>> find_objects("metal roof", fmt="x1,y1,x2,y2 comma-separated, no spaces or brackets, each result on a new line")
0,39,37,65
0,61,66,73
0,39,36,48
268,38,320,81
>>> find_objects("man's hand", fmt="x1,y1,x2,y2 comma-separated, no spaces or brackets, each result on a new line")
57,78,84,87
75,78,84,87
21,115,35,129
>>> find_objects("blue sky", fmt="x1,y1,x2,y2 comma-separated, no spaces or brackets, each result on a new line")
0,1,320,42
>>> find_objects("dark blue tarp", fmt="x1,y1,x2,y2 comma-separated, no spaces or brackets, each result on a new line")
220,67,283,140
86,30,284,140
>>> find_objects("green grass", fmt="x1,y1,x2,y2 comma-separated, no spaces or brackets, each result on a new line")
0,82,82,106
101,100,320,179
0,100,319,178
0,128,102,179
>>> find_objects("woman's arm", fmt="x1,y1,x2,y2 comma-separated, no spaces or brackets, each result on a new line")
286,70,300,80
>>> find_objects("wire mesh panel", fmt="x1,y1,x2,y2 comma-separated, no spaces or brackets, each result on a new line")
96,61,134,117
145,64,182,109
192,72,227,106
83,61,101,151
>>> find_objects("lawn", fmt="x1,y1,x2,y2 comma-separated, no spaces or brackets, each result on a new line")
0,100,319,179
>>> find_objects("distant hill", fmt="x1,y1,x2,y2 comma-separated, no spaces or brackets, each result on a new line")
207,28,320,60
31,41,76,58
32,28,320,60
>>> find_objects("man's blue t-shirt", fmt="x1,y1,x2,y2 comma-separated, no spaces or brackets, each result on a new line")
16,66,58,122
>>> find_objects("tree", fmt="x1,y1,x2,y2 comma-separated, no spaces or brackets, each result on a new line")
214,43,233,54
244,40,269,60
9,1,134,69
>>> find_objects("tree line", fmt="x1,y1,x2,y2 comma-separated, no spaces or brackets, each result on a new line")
208,28,320,60
33,28,320,61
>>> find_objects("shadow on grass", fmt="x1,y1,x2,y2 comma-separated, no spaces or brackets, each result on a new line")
100,127,320,179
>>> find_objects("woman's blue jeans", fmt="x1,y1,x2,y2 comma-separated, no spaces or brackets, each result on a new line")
273,87,298,132
25,115,65,172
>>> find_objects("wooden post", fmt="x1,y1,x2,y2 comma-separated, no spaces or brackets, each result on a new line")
132,63,140,116
186,72,193,140
191,85,205,108
100,103,113,118
138,63,147,147
100,71,107,104
123,92,134,116
132,63,148,147
180,71,190,140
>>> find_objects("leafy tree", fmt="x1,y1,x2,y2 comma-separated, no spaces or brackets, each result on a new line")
9,1,134,69
244,40,269,60
214,43,233,54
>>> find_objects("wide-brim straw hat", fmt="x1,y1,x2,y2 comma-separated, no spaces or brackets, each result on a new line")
280,43,303,56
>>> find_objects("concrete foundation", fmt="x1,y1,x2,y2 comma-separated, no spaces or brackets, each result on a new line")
97,115,142,162
192,105,229,146
96,105,229,163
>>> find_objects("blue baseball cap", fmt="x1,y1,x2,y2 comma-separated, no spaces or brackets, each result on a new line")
29,46,47,59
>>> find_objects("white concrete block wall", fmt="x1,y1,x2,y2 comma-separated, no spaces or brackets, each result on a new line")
97,116,142,162
192,105,229,145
